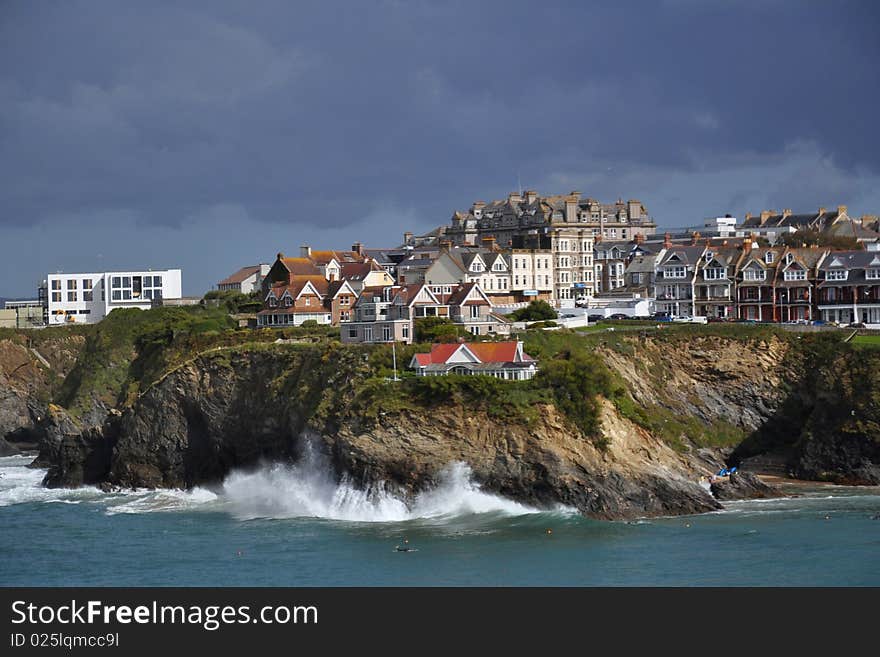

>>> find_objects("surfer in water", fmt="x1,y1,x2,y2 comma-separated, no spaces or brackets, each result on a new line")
396,538,416,552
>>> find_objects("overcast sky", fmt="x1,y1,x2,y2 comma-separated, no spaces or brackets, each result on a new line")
2,0,879,296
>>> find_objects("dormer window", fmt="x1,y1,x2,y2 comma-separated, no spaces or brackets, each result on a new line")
704,267,725,280
867,269,880,280
664,266,687,279
744,269,766,281
825,270,847,281
765,252,775,264
785,253,794,265
784,269,806,281
269,297,277,307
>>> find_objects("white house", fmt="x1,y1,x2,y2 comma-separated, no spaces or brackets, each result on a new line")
46,269,183,325
216,264,270,294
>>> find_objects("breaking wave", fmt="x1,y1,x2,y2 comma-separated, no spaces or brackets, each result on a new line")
1,448,563,522
221,444,547,521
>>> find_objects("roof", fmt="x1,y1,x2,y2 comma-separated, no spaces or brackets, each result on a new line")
217,265,262,286
281,258,322,277
340,261,385,281
309,250,366,265
413,341,532,366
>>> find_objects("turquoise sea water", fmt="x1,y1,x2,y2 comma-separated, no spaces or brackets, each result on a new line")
2,454,879,586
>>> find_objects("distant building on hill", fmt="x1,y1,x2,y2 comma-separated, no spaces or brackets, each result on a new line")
216,264,270,294
44,269,183,325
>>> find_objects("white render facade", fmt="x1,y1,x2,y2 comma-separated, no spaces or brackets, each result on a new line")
46,269,183,325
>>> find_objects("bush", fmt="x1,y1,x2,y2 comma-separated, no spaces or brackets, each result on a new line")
509,300,557,322
414,317,466,343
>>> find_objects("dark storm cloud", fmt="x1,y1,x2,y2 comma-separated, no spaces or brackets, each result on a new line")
1,0,879,294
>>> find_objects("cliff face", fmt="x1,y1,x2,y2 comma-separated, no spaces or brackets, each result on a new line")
18,326,880,518
37,347,720,519
0,334,85,454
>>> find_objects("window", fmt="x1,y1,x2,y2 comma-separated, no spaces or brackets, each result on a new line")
67,279,77,290
112,290,121,301
665,266,686,279
82,279,92,289
825,270,847,281
304,297,310,306
704,268,725,280
471,326,480,335
764,252,775,264
744,269,766,281
865,269,880,280
348,327,358,339
340,296,350,306
51,280,61,290
402,325,409,339
67,291,77,302
112,277,121,287
52,292,61,302
784,270,806,281
470,305,480,318
632,273,642,284
364,327,373,342
383,326,392,341
83,291,94,302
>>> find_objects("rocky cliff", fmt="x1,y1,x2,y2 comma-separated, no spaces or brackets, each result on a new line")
6,320,879,519
35,345,721,519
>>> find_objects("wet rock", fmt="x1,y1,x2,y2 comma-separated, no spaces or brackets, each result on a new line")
710,471,780,501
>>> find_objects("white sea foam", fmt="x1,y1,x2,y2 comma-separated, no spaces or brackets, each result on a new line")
1,447,560,522
221,446,546,522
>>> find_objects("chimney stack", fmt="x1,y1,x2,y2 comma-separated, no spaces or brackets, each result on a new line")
440,240,452,253
663,232,672,249
508,191,522,204
838,205,848,216
403,231,413,245
818,207,827,215
782,209,792,217
481,236,497,250
760,210,774,224
691,231,701,245
565,192,580,223
351,241,363,256
277,252,285,260
634,233,645,245
743,237,752,251
472,201,486,218
525,190,538,204
300,244,311,258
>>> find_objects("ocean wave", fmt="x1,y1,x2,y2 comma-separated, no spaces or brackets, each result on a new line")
1,448,568,523
220,448,555,522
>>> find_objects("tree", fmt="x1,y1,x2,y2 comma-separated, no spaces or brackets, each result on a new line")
509,300,557,322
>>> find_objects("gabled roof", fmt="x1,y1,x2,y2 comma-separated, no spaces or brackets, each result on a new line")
412,341,532,367
309,250,366,265
281,258,322,277
340,260,387,282
392,283,441,307
446,282,491,306
218,265,263,285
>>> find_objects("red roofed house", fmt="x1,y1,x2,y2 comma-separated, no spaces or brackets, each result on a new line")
256,275,357,327
409,341,537,380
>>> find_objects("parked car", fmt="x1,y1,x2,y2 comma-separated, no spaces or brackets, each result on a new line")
587,314,604,322
608,313,630,320
652,312,672,322
574,295,589,307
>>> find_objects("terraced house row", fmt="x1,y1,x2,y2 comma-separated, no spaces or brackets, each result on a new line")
645,240,880,324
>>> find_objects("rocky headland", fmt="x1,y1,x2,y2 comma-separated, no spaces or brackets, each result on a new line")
2,311,878,519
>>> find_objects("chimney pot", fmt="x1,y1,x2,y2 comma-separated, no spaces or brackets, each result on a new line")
352,241,363,256
837,205,847,216
300,245,311,258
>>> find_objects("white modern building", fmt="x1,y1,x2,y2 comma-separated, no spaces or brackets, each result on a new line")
46,269,183,325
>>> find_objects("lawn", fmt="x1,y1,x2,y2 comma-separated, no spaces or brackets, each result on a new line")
851,334,880,348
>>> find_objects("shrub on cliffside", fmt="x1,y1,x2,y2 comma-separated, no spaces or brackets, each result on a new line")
509,300,557,322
